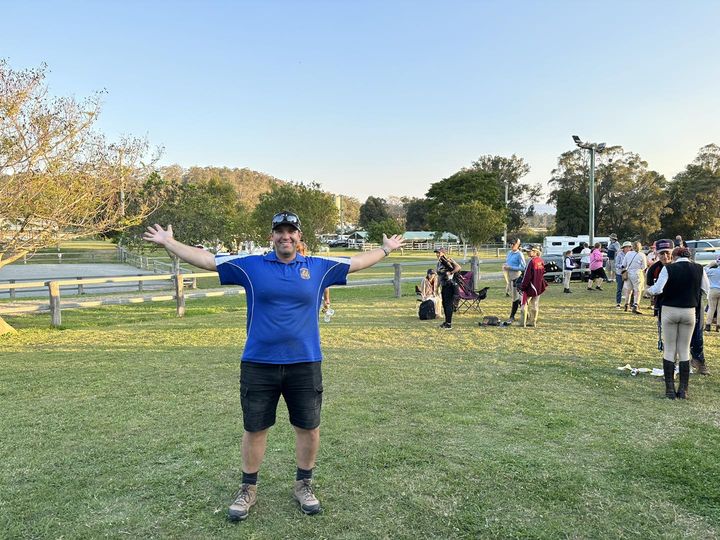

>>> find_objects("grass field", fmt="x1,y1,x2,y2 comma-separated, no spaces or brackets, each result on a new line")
1,280,719,539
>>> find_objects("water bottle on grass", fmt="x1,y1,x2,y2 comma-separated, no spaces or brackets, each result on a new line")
323,307,335,323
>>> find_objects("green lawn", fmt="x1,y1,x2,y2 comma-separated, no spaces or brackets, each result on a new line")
1,281,719,538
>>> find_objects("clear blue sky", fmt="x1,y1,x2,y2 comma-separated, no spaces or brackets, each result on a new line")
4,0,719,205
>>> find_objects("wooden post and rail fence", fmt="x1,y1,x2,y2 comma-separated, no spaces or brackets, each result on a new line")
0,257,499,327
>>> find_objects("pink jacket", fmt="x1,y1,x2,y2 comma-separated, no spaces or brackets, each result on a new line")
589,249,604,271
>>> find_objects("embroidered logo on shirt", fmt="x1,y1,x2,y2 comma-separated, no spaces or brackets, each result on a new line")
300,268,311,280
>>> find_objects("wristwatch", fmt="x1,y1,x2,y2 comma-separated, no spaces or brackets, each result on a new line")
381,246,392,256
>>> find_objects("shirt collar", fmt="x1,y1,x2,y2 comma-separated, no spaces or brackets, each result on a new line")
263,250,306,264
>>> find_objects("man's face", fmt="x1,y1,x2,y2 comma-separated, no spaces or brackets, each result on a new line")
623,246,631,253
658,251,672,264
271,225,302,258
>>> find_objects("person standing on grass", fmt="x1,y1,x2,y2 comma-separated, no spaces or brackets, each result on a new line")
620,241,647,314
614,242,632,309
646,239,674,352
503,238,526,323
563,249,575,294
646,246,709,399
435,247,462,329
607,234,620,276
705,256,720,332
587,242,607,291
143,211,403,521
518,245,546,327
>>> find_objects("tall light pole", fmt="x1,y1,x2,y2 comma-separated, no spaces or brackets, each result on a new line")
572,135,606,247
503,179,509,250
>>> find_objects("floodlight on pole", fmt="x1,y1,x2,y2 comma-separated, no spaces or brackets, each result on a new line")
572,135,606,246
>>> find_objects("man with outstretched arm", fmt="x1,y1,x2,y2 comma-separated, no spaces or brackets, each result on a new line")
143,211,403,521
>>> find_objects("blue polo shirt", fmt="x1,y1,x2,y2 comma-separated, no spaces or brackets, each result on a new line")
215,251,350,364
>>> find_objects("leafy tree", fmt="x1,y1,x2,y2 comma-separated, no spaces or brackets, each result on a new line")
469,154,539,232
366,218,404,244
0,60,156,334
252,182,337,251
125,175,249,252
336,196,361,231
404,198,430,230
445,201,505,247
662,143,720,239
385,196,408,227
425,169,500,236
548,147,668,241
358,196,390,228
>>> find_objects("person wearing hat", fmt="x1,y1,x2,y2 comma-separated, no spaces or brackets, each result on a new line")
143,211,404,520
620,241,648,314
435,247,462,329
614,241,633,308
607,234,620,276
646,246,710,399
502,238,526,324
646,239,674,350
517,244,546,327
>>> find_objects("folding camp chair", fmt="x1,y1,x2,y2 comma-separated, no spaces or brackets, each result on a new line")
454,271,488,314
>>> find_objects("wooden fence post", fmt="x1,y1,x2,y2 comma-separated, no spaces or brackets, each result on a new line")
9,280,15,300
48,281,61,327
137,275,144,292
471,256,479,290
77,277,84,295
174,274,185,317
393,263,402,298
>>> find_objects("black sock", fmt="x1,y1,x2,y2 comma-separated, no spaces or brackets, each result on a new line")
296,467,313,481
242,471,258,485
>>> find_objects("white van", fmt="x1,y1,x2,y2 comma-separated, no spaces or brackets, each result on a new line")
542,235,611,256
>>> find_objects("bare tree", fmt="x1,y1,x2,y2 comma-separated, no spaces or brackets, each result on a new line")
0,60,158,333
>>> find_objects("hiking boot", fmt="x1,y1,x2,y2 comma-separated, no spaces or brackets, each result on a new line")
615,304,621,309
293,479,321,515
705,324,712,332
691,358,710,376
595,286,603,291
440,322,452,329
228,483,257,521
563,288,571,293
632,306,643,315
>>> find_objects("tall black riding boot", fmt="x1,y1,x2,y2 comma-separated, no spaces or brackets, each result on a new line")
509,300,520,321
663,360,676,400
676,361,690,399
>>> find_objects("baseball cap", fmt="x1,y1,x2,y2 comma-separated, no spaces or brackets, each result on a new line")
271,211,301,232
654,239,673,253
433,247,446,253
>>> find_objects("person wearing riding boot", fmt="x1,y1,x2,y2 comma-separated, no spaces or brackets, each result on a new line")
621,241,647,314
587,242,607,291
503,238,526,324
435,248,461,329
518,244,546,327
646,246,710,399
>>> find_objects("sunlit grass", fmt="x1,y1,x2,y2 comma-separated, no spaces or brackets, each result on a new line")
1,281,718,538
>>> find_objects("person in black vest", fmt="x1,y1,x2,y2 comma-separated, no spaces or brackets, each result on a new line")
435,248,461,329
646,246,710,399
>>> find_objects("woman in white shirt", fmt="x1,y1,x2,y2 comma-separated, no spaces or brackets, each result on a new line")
646,247,709,399
621,241,648,314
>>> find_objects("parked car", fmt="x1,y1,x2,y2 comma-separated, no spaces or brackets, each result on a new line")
687,239,720,265
327,238,349,248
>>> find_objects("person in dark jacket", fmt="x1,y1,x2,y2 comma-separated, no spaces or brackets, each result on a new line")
646,239,674,351
435,248,461,329
646,247,710,399
518,245,547,327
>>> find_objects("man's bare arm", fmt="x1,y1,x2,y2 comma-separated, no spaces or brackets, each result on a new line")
348,234,404,273
143,224,217,271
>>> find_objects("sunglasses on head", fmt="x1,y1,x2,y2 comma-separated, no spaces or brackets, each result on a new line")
271,212,300,227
